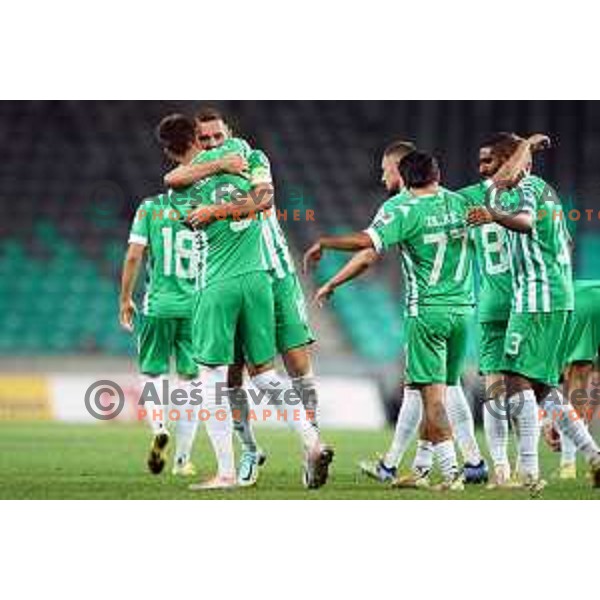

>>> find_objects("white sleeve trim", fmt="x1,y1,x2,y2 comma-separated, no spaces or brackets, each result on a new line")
250,166,273,186
251,174,273,186
128,233,148,246
365,227,384,254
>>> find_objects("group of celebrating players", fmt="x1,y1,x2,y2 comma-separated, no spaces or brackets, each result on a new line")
306,132,600,494
120,108,332,490
119,106,600,494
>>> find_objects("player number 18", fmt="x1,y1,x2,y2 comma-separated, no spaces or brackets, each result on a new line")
162,228,198,278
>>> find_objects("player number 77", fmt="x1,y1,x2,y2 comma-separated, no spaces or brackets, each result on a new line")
423,229,469,285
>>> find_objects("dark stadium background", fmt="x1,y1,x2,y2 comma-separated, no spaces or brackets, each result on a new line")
1,100,599,425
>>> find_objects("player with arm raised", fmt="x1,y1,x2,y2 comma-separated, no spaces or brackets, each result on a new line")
119,192,199,477
166,108,332,487
308,142,486,484
468,135,600,491
457,132,529,487
317,152,476,491
157,114,331,490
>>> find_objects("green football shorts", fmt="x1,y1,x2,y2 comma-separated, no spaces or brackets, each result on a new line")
193,271,276,367
564,287,600,366
479,319,509,375
404,306,473,386
502,310,571,386
137,315,197,377
272,273,315,353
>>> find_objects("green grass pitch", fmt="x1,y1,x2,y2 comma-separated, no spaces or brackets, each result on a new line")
0,422,598,499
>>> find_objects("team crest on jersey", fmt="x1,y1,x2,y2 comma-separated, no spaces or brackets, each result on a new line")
212,182,240,204
373,210,395,229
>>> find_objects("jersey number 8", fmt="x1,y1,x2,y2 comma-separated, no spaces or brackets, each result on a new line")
481,223,509,276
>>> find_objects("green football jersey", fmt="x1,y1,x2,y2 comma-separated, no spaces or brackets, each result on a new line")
458,182,513,322
128,194,197,318
170,138,268,290
250,149,297,279
366,191,414,310
369,192,407,225
506,174,574,313
366,188,475,316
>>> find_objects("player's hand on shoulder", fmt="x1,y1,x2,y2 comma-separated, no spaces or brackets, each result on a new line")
303,241,323,273
119,299,136,332
220,154,248,176
467,206,493,227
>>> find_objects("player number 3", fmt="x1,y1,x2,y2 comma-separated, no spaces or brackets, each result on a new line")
506,332,523,356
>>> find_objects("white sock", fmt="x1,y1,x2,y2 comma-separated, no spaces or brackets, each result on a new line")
383,388,422,469
560,429,577,466
434,440,459,481
540,390,599,464
412,439,434,473
139,375,167,435
201,366,235,478
174,378,199,466
445,385,482,465
483,395,509,468
252,370,319,452
229,387,258,454
291,371,320,430
509,390,539,480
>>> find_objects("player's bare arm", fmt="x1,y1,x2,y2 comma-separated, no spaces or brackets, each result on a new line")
303,232,374,273
313,244,379,307
467,205,533,233
491,133,551,187
119,243,145,332
468,134,550,233
186,182,274,229
164,154,248,189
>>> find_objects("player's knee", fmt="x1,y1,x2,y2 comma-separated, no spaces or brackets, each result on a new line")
283,347,310,378
570,361,592,378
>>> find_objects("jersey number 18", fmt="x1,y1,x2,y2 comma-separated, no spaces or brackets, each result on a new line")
161,228,197,279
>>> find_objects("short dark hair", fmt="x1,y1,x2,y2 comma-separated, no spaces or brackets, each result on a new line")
156,113,196,156
384,140,416,161
480,131,523,161
399,151,440,188
195,106,225,123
